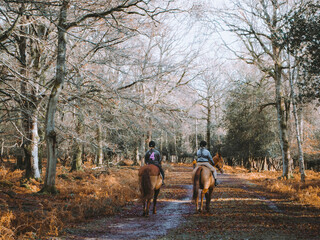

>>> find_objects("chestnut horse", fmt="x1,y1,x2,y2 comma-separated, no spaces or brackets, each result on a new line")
192,153,224,212
138,164,162,216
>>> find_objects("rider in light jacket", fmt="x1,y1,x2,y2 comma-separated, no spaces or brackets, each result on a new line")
196,140,219,186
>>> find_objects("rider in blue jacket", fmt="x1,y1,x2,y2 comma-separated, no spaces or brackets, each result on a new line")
196,140,219,186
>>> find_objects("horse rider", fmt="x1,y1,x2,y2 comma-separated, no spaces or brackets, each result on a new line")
196,140,220,186
144,140,165,186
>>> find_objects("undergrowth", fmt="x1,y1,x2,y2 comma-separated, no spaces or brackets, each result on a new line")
1,162,319,239
227,165,320,208
0,161,139,239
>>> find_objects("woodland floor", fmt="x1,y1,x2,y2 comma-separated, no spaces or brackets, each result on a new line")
59,165,320,240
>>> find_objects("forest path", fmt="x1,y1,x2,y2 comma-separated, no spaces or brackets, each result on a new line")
61,165,320,240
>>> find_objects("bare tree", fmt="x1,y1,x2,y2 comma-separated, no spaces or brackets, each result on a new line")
217,0,296,179
40,0,177,193
191,59,225,152
0,2,56,179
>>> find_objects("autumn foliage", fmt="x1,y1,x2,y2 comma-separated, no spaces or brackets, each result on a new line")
1,162,320,239
227,166,320,207
0,160,139,239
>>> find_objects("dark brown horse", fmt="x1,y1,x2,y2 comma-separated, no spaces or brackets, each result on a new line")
192,153,224,212
138,164,162,216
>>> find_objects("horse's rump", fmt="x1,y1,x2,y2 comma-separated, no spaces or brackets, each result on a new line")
139,165,161,201
192,155,224,213
195,166,203,187
192,165,216,213
192,167,202,200
192,166,214,198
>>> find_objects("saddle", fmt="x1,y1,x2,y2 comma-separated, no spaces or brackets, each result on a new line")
139,164,159,176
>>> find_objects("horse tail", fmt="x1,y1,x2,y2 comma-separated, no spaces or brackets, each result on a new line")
193,167,202,201
140,168,153,200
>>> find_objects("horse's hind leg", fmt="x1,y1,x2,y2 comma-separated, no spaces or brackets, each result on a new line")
195,192,199,213
145,199,151,217
153,189,160,214
199,190,206,213
205,188,213,212
143,200,147,216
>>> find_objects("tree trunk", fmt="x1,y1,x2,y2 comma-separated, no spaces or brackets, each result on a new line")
0,140,3,161
146,117,152,149
174,133,178,159
263,157,268,171
163,131,169,163
71,110,84,171
160,130,163,154
18,18,41,179
140,135,145,166
195,118,198,150
29,23,43,180
275,77,292,179
206,98,211,151
97,123,103,166
134,145,140,166
23,103,41,180
30,112,41,179
72,143,83,171
272,5,292,179
25,67,41,179
18,21,29,172
41,0,68,194
289,62,306,182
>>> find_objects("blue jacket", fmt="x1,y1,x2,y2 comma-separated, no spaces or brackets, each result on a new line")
197,148,214,165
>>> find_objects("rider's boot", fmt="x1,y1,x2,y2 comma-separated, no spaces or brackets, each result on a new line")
212,172,219,186
161,174,165,186
214,177,219,186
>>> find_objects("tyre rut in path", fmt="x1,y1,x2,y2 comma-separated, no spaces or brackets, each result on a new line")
100,185,193,240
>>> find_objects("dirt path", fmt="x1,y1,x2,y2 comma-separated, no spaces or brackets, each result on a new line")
61,166,320,240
